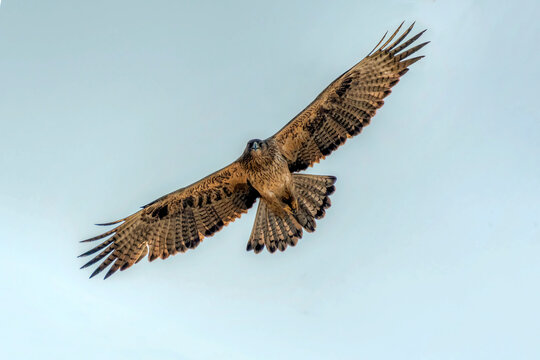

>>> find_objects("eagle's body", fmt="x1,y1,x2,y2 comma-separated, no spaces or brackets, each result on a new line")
240,138,295,214
80,23,428,279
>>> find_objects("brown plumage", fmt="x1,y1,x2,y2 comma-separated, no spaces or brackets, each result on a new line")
80,22,428,279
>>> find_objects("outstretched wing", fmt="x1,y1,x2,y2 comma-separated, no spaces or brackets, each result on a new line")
271,22,428,172
79,162,259,279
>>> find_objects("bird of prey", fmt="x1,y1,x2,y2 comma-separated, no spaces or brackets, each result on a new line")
80,22,428,279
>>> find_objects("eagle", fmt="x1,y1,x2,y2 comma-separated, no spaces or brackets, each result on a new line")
80,22,428,279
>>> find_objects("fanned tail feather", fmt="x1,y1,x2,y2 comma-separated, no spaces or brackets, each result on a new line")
247,174,336,253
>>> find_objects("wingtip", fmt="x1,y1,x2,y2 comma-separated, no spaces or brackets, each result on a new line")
403,55,426,68
418,41,430,52
89,267,102,279
95,222,117,227
80,259,94,269
95,218,124,226
367,30,388,56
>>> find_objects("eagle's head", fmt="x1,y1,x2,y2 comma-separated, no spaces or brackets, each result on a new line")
246,139,267,154
241,138,278,167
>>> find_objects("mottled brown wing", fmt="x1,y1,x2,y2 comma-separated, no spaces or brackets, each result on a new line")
79,162,259,279
271,22,428,172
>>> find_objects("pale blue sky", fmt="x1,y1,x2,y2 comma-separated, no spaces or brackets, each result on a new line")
1,1,539,359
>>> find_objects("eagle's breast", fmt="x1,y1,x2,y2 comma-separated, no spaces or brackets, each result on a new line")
240,139,292,202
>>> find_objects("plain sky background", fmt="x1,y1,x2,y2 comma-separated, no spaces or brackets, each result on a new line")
1,0,539,359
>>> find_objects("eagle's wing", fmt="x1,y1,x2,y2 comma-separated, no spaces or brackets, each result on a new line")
271,23,428,172
79,162,258,279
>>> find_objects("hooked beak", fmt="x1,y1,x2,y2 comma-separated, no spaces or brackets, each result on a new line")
252,142,260,151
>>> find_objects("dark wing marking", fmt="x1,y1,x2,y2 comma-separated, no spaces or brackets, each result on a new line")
79,162,259,279
271,22,428,172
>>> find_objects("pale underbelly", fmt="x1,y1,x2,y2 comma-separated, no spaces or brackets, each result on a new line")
249,169,293,211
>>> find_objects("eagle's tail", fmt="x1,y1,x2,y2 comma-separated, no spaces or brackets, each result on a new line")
246,174,336,253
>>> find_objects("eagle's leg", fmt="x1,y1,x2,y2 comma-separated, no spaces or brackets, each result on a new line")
282,190,299,213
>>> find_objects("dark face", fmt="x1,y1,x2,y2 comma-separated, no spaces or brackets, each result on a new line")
245,139,266,154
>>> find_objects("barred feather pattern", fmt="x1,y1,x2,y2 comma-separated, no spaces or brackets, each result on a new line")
246,174,336,253
80,163,259,279
272,22,428,172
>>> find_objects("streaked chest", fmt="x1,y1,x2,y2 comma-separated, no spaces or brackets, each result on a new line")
244,149,292,197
